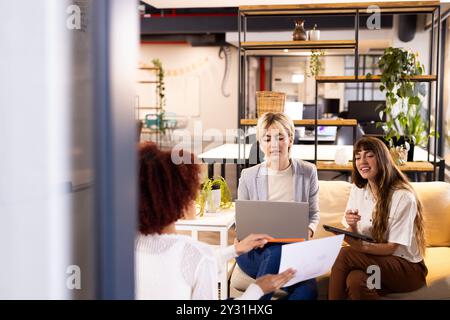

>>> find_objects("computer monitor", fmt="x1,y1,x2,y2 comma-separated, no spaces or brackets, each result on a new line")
323,98,340,115
347,100,386,123
302,104,323,120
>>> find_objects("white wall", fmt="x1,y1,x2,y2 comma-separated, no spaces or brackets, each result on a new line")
137,44,238,138
0,0,73,299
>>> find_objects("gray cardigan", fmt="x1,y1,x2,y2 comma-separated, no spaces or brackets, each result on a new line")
237,159,320,233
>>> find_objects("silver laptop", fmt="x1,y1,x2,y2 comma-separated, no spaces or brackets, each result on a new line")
235,200,309,241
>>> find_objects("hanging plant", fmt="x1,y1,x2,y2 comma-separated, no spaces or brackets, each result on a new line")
152,58,166,134
308,49,324,78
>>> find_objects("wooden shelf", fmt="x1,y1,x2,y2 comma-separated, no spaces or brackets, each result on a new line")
316,161,434,172
241,40,356,50
240,119,357,126
242,9,357,16
240,2,439,14
138,67,160,71
137,106,160,110
137,81,159,84
316,75,437,83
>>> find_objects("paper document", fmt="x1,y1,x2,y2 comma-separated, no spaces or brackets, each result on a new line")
279,234,344,287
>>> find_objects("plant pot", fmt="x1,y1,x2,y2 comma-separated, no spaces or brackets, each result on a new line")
206,186,221,213
308,29,320,41
381,136,415,162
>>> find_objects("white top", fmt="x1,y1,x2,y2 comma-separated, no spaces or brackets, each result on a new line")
135,233,264,300
267,164,294,201
342,184,423,263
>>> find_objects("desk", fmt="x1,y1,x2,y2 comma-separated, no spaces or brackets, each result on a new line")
316,160,435,172
175,208,236,300
298,135,336,143
198,144,445,180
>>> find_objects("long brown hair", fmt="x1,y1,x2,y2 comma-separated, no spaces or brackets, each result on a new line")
351,137,426,256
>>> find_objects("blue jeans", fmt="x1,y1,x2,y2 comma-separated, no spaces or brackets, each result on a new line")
236,244,318,300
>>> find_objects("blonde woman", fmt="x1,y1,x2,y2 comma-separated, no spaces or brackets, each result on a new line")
237,112,320,300
328,137,427,299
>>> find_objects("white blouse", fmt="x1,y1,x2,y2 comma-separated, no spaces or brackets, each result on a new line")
342,184,423,263
135,233,264,300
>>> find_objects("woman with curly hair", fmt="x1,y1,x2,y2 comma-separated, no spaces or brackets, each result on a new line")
135,142,295,300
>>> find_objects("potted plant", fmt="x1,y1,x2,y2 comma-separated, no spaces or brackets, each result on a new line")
376,47,435,161
196,176,233,216
309,24,320,41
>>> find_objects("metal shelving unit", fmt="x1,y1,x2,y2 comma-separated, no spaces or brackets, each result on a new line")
237,1,443,180
137,66,163,146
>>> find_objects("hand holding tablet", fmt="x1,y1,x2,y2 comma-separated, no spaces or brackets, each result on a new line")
323,224,375,243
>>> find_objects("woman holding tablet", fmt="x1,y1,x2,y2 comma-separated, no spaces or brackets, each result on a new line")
328,137,427,300
237,112,320,300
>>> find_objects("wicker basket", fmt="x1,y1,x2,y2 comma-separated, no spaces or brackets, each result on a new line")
256,91,286,117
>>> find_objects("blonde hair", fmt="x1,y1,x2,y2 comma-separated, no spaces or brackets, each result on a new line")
256,112,295,144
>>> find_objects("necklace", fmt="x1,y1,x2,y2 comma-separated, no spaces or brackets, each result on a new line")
368,183,378,201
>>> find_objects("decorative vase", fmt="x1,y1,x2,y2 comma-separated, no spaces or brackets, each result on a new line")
390,146,408,166
335,147,351,165
293,19,307,41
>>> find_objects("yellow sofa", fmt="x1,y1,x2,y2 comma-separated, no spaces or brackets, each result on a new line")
230,181,450,300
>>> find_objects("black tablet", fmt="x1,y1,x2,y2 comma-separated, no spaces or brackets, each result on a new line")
323,224,375,243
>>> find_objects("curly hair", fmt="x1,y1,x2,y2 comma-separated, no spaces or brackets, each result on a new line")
138,142,201,234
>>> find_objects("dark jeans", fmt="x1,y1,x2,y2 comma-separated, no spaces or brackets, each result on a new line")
236,244,318,300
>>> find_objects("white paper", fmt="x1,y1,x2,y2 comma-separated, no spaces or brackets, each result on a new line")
279,234,344,287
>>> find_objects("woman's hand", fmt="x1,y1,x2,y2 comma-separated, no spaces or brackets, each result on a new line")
234,234,273,255
345,209,360,231
344,235,365,252
255,268,296,294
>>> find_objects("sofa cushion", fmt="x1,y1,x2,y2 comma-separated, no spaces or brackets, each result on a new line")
411,182,450,247
383,247,450,300
314,181,351,239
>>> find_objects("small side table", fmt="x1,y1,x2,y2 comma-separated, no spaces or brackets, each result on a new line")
175,207,236,300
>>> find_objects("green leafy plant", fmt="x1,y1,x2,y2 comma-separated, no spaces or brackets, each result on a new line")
308,49,324,78
152,58,166,133
377,47,435,147
196,176,233,216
